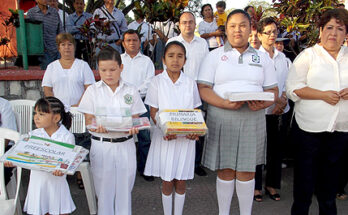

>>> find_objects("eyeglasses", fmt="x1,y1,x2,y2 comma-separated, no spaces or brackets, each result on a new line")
262,30,278,36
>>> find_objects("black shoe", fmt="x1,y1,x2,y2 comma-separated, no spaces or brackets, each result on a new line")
141,174,154,182
195,166,207,176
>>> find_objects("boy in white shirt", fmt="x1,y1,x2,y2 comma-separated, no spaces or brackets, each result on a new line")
78,46,146,215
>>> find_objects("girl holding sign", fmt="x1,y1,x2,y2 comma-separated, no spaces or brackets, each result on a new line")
5,97,75,215
144,41,202,215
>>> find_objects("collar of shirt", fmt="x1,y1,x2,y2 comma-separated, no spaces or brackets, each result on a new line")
177,34,198,44
96,79,125,94
259,45,281,59
102,5,118,14
38,125,66,139
224,41,257,55
32,5,53,15
162,70,185,85
123,51,143,60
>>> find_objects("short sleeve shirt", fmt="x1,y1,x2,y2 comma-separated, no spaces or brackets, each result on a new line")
78,80,147,138
198,19,219,48
29,125,75,145
145,70,202,110
198,42,277,99
42,59,95,107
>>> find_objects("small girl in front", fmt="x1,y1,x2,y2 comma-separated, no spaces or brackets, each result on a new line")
78,46,146,215
144,41,202,215
6,96,76,215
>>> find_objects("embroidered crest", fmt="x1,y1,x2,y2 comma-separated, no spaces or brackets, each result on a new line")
252,55,260,63
124,94,133,105
221,55,228,61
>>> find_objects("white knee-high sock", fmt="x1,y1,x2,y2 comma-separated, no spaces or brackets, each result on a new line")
236,179,255,215
162,193,173,215
174,192,185,215
216,177,235,215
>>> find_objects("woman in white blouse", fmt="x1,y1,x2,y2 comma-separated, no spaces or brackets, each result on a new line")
286,8,348,215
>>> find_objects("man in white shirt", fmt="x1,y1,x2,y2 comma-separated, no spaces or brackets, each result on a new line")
127,14,154,55
121,29,155,181
167,12,209,176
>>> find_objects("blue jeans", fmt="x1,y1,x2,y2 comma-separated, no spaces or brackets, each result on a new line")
136,104,151,174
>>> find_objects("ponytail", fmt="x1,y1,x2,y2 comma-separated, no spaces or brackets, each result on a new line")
61,111,72,130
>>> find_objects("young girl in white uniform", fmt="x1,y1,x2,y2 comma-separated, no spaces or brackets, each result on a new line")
78,46,146,215
144,41,202,215
5,97,76,215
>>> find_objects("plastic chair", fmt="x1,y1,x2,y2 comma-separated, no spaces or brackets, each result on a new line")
69,107,86,133
70,107,97,214
0,128,22,215
9,99,36,135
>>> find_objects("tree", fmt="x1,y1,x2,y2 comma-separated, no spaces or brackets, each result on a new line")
272,0,340,52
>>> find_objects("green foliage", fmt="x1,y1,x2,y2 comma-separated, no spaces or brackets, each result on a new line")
272,0,340,50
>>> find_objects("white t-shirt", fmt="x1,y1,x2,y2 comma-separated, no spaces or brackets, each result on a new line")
145,70,201,110
198,42,277,99
78,80,147,138
259,46,290,114
42,59,95,108
0,97,17,131
121,52,155,98
286,44,348,132
167,34,209,80
128,20,153,43
198,19,219,48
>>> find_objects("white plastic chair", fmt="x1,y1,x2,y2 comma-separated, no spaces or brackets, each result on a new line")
70,107,97,214
69,107,86,133
9,99,36,135
0,128,22,215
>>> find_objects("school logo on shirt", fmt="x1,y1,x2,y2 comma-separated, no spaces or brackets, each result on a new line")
124,94,133,105
221,55,228,61
252,55,260,63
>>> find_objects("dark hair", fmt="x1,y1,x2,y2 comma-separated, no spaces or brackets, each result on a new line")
123,29,141,41
35,97,72,130
257,17,278,33
318,8,348,32
216,1,226,9
244,5,254,12
97,46,122,66
201,4,213,18
163,41,186,59
179,11,196,23
226,9,251,25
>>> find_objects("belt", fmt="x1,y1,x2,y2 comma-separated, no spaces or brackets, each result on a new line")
91,135,133,143
107,40,118,44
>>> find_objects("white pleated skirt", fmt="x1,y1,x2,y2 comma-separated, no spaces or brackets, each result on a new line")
24,170,76,215
144,127,196,181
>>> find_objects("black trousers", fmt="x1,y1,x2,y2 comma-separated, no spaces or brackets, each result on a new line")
291,121,348,215
255,114,284,190
337,147,348,194
75,39,90,63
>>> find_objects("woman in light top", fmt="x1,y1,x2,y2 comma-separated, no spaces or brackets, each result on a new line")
198,3,224,51
286,8,348,215
198,10,278,215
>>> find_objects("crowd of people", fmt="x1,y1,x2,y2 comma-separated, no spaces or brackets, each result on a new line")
1,0,348,215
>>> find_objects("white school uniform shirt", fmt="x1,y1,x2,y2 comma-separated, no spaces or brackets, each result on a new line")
286,44,348,132
259,46,290,114
42,59,95,108
197,42,277,99
78,80,147,138
128,20,153,43
121,52,155,98
0,97,17,131
167,34,209,80
145,70,202,110
198,19,219,48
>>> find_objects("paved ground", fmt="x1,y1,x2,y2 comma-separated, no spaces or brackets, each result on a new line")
19,163,348,215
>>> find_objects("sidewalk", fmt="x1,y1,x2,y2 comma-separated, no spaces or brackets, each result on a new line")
21,166,348,215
